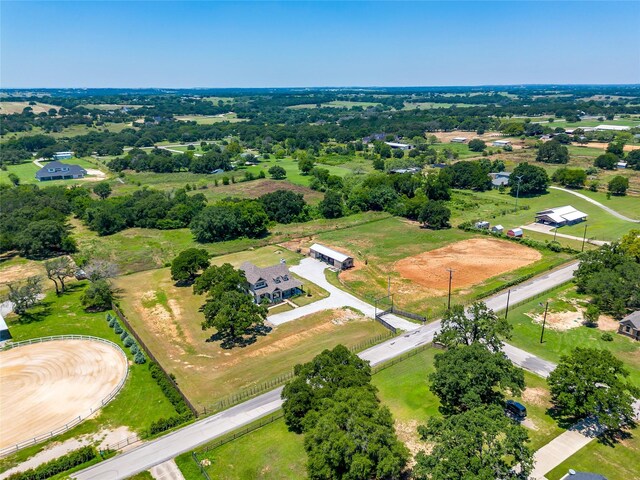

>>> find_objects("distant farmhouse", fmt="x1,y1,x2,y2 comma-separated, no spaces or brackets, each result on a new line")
535,206,587,227
618,311,640,341
384,142,414,150
489,171,511,188
53,151,74,160
310,243,354,270
240,261,302,305
362,133,387,143
35,161,87,182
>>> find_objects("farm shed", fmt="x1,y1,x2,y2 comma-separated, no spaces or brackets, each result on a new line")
492,225,504,234
35,161,87,181
475,221,490,229
595,124,630,132
535,206,587,227
507,228,523,238
0,313,11,342
53,151,74,160
618,311,640,341
384,142,413,150
489,171,511,188
451,137,468,143
310,244,354,270
492,140,512,147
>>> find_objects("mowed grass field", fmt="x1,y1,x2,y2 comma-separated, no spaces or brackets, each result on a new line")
70,212,390,274
174,113,246,124
505,283,640,386
0,157,108,186
114,246,389,408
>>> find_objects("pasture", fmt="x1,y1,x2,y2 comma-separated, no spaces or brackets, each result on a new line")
113,267,390,407
0,101,58,114
283,216,574,316
174,113,246,124
287,100,381,110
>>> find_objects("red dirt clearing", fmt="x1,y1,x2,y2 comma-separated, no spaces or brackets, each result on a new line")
395,238,541,291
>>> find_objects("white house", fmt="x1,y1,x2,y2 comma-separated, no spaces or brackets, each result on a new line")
535,205,587,227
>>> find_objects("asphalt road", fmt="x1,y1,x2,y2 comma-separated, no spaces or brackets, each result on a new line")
74,261,578,480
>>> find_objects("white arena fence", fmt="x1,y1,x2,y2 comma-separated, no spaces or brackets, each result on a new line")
0,335,129,457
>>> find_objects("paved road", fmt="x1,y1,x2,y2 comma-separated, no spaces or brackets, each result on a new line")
74,261,578,480
268,258,418,331
521,223,608,247
550,186,640,223
149,459,186,480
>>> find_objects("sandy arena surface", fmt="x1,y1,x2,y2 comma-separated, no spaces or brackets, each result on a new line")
0,340,127,450
395,238,542,290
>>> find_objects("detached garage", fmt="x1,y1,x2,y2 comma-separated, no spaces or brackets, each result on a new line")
309,244,354,270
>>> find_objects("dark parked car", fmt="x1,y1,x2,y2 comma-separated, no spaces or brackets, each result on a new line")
506,400,527,418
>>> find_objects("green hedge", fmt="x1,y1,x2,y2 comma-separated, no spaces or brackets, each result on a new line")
7,446,96,480
148,362,192,416
147,413,193,436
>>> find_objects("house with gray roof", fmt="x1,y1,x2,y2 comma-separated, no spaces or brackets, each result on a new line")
240,261,303,304
618,311,640,341
35,161,87,181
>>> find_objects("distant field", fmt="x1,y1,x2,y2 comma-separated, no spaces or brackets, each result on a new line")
83,103,143,110
0,101,59,114
287,100,381,110
174,113,246,124
403,102,480,110
202,96,234,104
0,122,134,142
0,157,107,186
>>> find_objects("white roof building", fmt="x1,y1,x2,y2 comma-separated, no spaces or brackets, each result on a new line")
595,125,631,132
492,140,512,146
451,137,468,143
309,244,354,270
384,142,413,150
535,205,587,226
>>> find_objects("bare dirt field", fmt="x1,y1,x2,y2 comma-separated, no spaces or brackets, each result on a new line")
0,340,127,450
208,179,323,203
394,238,542,291
0,102,59,115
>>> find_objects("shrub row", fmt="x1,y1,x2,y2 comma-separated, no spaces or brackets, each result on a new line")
458,222,579,254
148,362,193,416
147,413,193,436
7,446,96,480
106,313,146,364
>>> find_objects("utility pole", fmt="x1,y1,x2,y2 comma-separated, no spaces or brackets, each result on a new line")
581,223,588,252
514,175,523,212
504,289,511,319
553,227,558,242
388,274,391,297
539,301,549,343
446,268,454,310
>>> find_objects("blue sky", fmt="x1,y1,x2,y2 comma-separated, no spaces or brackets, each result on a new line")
1,1,639,88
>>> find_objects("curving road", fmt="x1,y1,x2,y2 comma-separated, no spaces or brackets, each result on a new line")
74,262,579,480
550,186,640,223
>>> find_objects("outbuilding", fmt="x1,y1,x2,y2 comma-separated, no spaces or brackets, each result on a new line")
0,313,11,342
309,243,354,270
492,140,512,148
535,205,587,227
53,151,74,160
384,142,414,150
492,225,504,234
451,137,468,143
475,221,490,229
507,228,523,238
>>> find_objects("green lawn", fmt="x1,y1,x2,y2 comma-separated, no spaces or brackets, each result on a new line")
175,417,305,480
70,211,390,274
0,157,108,186
566,188,640,220
566,145,605,157
432,142,482,159
505,283,640,386
546,427,640,480
0,284,176,471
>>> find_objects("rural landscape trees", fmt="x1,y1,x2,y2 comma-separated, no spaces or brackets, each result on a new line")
170,248,209,284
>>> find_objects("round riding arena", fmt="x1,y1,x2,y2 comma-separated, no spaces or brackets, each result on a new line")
395,238,542,290
0,338,128,452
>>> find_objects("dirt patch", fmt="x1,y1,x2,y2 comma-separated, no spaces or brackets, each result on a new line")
0,340,128,450
394,238,541,291
210,179,323,203
521,417,539,431
0,261,45,285
597,314,620,332
522,387,549,407
527,310,584,331
583,142,640,152
395,420,432,465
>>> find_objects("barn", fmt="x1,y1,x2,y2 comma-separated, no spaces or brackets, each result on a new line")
535,206,587,227
507,228,523,238
0,313,11,342
309,244,354,270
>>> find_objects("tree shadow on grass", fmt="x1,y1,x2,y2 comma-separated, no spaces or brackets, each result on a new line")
205,323,273,350
547,406,636,446
15,302,53,324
